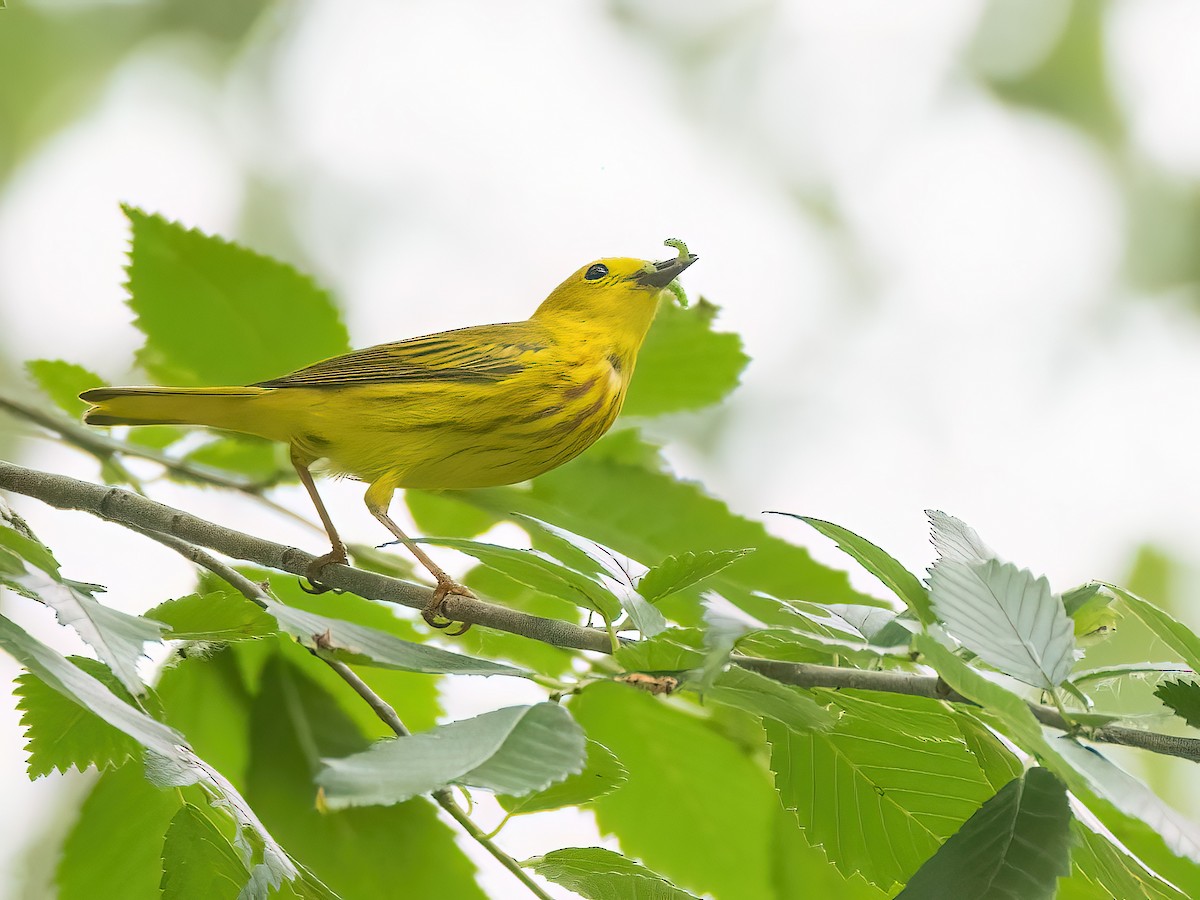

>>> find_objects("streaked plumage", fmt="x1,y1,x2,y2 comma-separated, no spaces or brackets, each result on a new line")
80,246,697,629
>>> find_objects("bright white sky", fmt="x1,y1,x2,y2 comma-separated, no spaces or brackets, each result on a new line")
2,0,1200,895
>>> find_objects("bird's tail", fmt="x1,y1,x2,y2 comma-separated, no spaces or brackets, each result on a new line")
80,386,268,431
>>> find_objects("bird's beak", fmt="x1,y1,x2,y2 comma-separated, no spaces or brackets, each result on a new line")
633,252,698,288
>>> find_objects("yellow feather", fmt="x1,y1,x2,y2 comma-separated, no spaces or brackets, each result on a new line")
80,244,698,626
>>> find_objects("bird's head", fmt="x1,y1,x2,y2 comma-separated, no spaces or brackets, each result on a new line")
533,240,698,337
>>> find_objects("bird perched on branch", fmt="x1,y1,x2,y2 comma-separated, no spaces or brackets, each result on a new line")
81,240,698,631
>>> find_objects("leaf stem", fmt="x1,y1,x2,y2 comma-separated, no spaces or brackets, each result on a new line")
434,789,555,900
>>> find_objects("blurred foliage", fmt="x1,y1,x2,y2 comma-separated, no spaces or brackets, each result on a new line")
0,0,275,177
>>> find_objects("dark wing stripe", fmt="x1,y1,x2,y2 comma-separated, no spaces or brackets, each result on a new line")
252,322,544,389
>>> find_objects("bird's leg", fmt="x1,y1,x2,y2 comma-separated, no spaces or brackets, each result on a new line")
364,480,474,634
292,449,348,594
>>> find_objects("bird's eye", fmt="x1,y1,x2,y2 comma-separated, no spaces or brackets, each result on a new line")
584,263,609,281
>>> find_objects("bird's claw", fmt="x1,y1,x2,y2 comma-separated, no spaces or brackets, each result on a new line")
299,551,348,595
423,580,475,635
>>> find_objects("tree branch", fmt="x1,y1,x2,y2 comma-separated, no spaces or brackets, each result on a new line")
134,527,554,900
2,459,1198,763
0,394,320,533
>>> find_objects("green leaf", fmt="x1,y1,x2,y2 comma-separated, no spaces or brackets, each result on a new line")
824,604,914,646
0,521,161,694
1061,583,1117,640
25,359,105,417
614,627,705,672
622,298,747,417
244,654,482,900
571,681,781,900
915,635,1200,893
705,666,835,732
768,694,994,889
526,847,700,900
123,206,350,385
160,805,247,900
954,713,1023,793
928,512,1074,688
897,767,1071,899
0,517,62,576
786,514,933,623
1072,662,1192,687
1064,820,1190,900
405,488,500,538
1103,582,1200,671
1053,735,1200,865
14,656,142,777
1155,680,1200,729
181,436,289,483
419,536,622,622
261,598,524,676
146,591,278,643
0,613,304,896
511,515,667,635
637,548,753,603
973,0,1120,140
498,739,628,815
57,764,182,900
317,703,586,809
462,428,876,625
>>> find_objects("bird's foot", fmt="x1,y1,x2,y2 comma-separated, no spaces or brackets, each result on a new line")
299,549,349,595
423,579,476,635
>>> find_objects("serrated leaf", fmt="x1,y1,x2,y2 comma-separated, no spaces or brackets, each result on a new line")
0,521,161,694
262,599,523,676
419,536,622,622
147,591,278,643
1103,583,1200,671
915,635,1200,891
927,510,996,561
637,549,753,603
768,695,994,889
930,556,1074,689
317,703,586,809
706,666,834,732
14,656,142,777
621,298,747,417
897,767,1071,900
123,206,350,385
787,515,934,623
25,359,105,418
1155,680,1200,729
160,804,247,900
461,428,877,627
498,740,627,815
0,613,304,897
526,847,700,900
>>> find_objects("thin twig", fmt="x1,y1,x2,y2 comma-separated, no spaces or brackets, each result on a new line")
0,394,320,534
2,459,1199,763
136,527,554,900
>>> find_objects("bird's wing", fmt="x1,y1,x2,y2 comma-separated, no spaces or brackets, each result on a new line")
252,322,547,389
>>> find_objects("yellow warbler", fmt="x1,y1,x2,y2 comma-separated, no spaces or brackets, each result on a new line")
80,240,697,628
